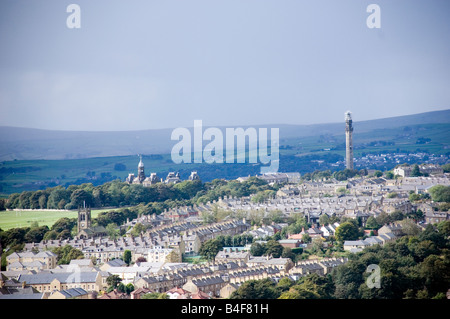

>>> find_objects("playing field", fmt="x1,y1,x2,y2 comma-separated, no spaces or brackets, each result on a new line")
0,209,109,231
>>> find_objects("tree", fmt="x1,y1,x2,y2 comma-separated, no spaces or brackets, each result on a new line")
199,239,222,261
106,223,120,240
38,194,48,209
335,221,360,242
250,242,266,256
123,250,132,266
52,245,84,265
319,214,330,226
24,226,49,243
136,256,147,263
390,210,405,222
276,277,295,293
166,250,181,263
385,171,394,179
280,274,334,299
399,219,421,236
281,247,296,262
279,287,318,299
69,188,93,208
418,224,447,248
407,209,424,222
437,220,450,237
141,292,168,299
376,212,393,226
409,192,421,202
310,237,325,255
120,283,134,295
373,170,383,177
428,185,450,203
51,218,74,234
230,278,279,299
419,254,450,296
333,259,366,299
387,192,398,198
106,274,122,290
365,216,379,230
410,164,421,177
264,240,283,258
336,187,349,195
251,190,276,203
267,210,283,224
302,233,311,244
130,223,146,237
442,163,450,173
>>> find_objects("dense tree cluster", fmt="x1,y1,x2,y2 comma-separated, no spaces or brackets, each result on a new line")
105,274,134,294
3,177,277,211
428,185,450,203
52,244,84,265
230,221,450,299
249,240,303,262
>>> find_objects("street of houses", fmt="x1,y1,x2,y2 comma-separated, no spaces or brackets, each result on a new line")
1,249,347,299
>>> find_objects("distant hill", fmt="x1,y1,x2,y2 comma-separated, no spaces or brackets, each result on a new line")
0,109,449,161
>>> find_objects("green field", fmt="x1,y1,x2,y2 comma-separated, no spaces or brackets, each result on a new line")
0,209,110,231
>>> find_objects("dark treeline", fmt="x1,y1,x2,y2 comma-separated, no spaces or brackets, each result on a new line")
3,177,276,211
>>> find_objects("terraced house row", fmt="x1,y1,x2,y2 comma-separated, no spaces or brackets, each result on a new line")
21,219,250,267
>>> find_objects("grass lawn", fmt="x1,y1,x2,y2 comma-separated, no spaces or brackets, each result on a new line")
182,255,207,264
0,209,113,231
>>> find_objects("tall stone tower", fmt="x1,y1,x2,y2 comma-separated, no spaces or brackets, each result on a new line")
345,111,354,170
138,155,145,183
77,203,91,234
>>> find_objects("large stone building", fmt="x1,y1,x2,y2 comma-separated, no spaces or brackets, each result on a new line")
6,251,57,271
126,156,199,186
126,156,161,186
17,272,104,294
393,164,444,177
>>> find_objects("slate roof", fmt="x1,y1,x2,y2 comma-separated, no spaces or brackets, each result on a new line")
56,287,88,298
18,272,98,285
191,276,225,287
104,259,127,267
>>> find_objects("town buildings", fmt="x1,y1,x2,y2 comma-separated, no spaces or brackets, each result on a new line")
393,164,444,177
2,171,448,299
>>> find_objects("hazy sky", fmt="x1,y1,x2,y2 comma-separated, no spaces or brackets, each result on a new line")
0,0,449,131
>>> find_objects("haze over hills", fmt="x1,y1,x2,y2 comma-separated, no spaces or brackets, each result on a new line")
0,109,449,161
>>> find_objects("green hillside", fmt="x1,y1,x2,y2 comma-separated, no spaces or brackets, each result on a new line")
0,112,449,197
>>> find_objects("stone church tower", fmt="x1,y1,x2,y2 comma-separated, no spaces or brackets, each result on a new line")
77,204,91,234
345,111,354,170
